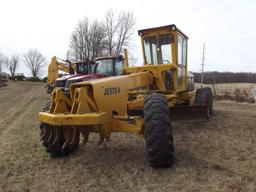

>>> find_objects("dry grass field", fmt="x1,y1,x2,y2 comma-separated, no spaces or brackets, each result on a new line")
195,82,256,89
196,83,256,103
0,81,256,192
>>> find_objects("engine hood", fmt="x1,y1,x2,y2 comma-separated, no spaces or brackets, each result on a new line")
68,73,105,81
56,74,77,81
65,74,105,90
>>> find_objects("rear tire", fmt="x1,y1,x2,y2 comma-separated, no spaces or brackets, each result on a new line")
195,87,213,117
144,93,174,168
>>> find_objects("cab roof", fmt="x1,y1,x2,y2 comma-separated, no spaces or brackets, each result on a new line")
138,24,188,39
95,55,123,61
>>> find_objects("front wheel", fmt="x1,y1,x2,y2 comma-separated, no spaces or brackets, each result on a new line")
39,101,80,157
143,93,174,168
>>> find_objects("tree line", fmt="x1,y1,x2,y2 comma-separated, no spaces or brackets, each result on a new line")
0,49,46,77
194,71,256,84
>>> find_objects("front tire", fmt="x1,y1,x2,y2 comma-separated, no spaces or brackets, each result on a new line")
144,93,174,168
39,101,80,157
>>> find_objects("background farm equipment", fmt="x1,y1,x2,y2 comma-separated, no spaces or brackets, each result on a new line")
0,72,8,87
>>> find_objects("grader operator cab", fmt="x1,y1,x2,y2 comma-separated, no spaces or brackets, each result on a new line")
39,25,213,168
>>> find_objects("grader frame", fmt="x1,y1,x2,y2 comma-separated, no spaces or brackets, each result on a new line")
38,25,212,167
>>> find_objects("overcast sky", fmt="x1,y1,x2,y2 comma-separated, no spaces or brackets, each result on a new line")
0,0,255,76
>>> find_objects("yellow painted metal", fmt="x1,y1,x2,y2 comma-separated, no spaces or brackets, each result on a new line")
38,112,107,126
50,88,71,114
177,91,195,102
172,32,178,92
141,37,146,64
71,87,93,114
176,32,188,93
111,116,143,133
47,56,72,86
127,96,144,110
124,48,129,68
125,64,176,91
183,32,188,92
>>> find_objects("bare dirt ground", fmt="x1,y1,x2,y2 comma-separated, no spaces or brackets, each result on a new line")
0,81,256,192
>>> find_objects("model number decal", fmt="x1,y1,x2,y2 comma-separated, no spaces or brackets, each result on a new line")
104,87,121,95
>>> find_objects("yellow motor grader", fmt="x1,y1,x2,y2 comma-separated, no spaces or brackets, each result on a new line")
39,24,213,167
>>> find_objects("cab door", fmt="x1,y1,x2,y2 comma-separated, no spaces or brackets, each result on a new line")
177,34,187,91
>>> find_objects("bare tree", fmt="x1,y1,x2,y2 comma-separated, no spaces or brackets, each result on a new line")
104,10,119,55
0,52,5,73
69,17,90,61
69,17,105,61
104,10,136,56
89,20,105,59
6,54,19,77
23,49,46,77
68,10,136,61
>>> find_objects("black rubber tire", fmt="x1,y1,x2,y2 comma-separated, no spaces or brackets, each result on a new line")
195,87,213,116
62,128,80,155
39,101,79,157
39,100,51,147
40,124,80,157
144,93,174,168
40,123,66,157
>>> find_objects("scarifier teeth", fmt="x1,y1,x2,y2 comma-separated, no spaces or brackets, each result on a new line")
81,129,89,145
98,134,104,145
40,130,47,141
47,127,54,143
70,129,78,145
40,125,50,141
62,129,72,150
98,127,104,145
52,127,61,145
61,141,68,151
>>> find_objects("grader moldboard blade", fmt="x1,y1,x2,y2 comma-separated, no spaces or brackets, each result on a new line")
170,105,211,121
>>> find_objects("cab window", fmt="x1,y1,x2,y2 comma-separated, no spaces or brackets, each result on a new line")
114,59,123,75
143,34,173,64
77,63,88,74
178,35,186,65
95,59,113,76
177,34,187,85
